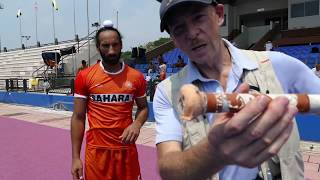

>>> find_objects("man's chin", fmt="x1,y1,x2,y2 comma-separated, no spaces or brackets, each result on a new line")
102,59,120,66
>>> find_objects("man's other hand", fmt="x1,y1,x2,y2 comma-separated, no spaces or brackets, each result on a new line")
207,83,297,168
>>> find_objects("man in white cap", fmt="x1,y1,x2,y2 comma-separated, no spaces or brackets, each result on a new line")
153,0,320,179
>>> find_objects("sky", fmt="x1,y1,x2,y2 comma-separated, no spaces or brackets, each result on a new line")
0,0,169,51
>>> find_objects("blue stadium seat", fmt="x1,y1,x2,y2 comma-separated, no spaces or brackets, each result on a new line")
172,68,181,73
167,73,173,77
135,64,142,69
274,44,320,69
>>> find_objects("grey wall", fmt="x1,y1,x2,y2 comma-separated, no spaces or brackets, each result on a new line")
234,0,288,15
288,0,320,29
223,0,319,32
230,0,288,29
220,4,231,37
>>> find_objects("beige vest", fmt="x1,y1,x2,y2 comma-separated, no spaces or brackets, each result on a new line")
161,50,304,180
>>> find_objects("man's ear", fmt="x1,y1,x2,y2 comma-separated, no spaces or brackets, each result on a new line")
215,4,225,26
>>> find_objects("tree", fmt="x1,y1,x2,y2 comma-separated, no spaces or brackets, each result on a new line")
121,37,171,60
153,37,171,47
145,37,171,51
121,51,131,60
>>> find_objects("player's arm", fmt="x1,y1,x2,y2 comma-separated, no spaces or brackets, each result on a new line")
70,97,87,179
134,96,149,127
133,75,149,128
120,96,148,144
71,97,86,158
135,73,149,126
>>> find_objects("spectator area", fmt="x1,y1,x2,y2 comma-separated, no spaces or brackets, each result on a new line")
136,43,320,79
135,48,189,79
273,44,320,68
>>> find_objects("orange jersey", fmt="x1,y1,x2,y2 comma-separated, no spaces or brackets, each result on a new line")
74,61,146,148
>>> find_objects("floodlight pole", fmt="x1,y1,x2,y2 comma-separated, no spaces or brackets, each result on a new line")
116,10,119,29
34,2,38,43
52,5,56,43
86,0,90,65
73,0,77,36
98,0,101,25
0,3,3,52
19,17,22,48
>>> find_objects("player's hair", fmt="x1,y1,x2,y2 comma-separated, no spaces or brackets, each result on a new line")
95,26,123,48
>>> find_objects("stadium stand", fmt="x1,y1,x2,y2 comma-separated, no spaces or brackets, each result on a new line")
0,38,99,92
273,44,320,68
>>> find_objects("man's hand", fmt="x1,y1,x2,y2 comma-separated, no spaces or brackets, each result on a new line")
120,121,142,144
71,158,84,180
207,83,297,168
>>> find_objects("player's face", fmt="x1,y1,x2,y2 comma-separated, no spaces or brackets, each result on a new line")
97,30,122,65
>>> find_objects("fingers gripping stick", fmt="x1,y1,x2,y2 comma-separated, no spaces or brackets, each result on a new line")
179,84,317,121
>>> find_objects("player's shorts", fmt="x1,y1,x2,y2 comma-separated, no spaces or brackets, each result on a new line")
85,144,142,180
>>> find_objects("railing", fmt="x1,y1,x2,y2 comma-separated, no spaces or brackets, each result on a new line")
0,77,75,95
31,30,97,79
2,78,28,92
31,64,47,78
251,24,281,51
227,29,241,41
0,29,100,95
146,41,175,62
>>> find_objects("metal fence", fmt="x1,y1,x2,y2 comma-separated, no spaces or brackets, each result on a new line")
1,75,161,99
1,76,74,95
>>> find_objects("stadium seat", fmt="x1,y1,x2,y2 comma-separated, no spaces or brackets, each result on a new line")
274,44,320,69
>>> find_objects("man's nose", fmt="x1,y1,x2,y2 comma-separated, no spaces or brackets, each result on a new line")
186,23,199,40
108,46,117,55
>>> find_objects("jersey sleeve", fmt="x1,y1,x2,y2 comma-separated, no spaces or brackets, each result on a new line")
74,71,89,98
135,73,147,98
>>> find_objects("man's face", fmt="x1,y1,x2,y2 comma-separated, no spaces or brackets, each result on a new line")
97,30,122,65
167,3,224,66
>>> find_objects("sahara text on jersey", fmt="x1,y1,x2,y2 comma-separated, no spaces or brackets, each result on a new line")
90,94,133,103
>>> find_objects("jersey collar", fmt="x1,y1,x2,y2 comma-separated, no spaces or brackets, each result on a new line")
99,61,125,75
